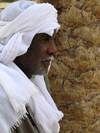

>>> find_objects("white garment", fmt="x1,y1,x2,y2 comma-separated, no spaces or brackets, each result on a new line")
0,1,63,133
0,62,63,133
0,1,60,64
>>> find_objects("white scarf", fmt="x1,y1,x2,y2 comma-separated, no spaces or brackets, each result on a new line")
0,1,63,133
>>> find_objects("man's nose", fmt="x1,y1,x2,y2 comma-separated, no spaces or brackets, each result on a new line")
47,40,57,54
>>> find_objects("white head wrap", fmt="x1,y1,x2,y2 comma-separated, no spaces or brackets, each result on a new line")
0,0,60,64
0,1,63,133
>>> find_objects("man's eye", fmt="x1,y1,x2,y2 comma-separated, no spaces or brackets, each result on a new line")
41,38,49,43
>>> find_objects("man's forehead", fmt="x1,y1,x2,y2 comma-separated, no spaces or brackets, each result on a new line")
34,33,53,40
35,33,50,37
40,33,51,37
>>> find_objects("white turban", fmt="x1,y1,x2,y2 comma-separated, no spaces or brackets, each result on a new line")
0,1,63,133
0,0,60,64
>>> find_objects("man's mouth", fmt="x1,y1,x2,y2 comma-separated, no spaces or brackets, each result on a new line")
41,56,54,66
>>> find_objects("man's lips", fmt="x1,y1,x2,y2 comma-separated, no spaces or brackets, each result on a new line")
41,59,51,66
41,56,54,66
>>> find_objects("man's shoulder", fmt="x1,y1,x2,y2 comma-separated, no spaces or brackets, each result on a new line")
0,84,9,102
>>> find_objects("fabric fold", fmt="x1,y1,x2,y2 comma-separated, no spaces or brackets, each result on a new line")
0,1,63,133
0,62,63,133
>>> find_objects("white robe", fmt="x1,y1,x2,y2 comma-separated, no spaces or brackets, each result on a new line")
0,1,63,133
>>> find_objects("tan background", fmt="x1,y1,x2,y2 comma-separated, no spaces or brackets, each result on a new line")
48,0,100,132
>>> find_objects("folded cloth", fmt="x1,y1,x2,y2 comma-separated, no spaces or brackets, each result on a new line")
0,62,63,133
0,1,63,133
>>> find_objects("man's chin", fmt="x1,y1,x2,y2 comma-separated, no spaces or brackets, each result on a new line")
33,69,48,75
32,64,50,75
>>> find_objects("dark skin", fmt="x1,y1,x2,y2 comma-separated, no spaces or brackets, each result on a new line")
14,30,57,79
40,0,59,7
14,1,58,79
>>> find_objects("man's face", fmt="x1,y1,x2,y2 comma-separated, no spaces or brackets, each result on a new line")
14,30,57,78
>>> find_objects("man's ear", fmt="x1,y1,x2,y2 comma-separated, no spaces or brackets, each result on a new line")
40,0,59,7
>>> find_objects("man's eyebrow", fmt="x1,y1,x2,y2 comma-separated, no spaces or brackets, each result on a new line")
41,33,51,38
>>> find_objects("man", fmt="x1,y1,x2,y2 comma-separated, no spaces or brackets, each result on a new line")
0,1,63,133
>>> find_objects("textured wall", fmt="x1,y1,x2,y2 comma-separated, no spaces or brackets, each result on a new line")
48,0,100,132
